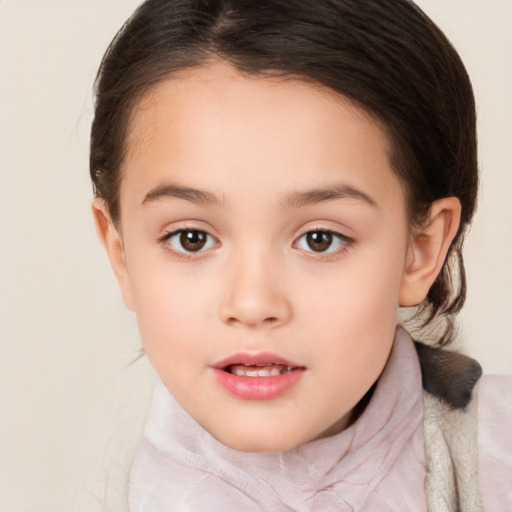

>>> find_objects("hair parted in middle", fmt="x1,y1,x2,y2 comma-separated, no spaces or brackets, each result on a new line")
90,0,478,345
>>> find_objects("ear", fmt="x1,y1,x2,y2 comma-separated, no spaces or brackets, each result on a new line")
92,198,135,311
399,197,461,307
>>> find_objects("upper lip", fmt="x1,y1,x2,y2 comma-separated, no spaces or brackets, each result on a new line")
211,351,305,370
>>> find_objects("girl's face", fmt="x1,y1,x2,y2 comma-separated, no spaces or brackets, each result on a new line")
112,63,413,452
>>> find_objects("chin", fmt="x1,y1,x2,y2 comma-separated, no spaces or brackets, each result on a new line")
222,438,299,453
213,426,307,453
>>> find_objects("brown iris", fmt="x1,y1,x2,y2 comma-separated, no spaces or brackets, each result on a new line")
306,231,333,252
180,230,208,252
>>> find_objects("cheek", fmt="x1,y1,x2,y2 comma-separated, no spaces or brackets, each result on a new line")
295,243,405,376
128,262,215,365
299,246,404,327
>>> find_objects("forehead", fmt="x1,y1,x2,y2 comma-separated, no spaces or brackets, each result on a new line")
120,62,403,211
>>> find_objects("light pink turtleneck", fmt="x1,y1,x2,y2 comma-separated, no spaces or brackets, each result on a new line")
129,328,512,511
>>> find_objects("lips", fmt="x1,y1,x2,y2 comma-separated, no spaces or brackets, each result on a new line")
211,352,305,400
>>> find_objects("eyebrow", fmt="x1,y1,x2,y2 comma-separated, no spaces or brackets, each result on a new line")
284,183,377,209
142,183,222,206
142,181,377,209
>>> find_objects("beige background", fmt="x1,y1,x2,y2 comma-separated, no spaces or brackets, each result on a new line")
1,1,511,510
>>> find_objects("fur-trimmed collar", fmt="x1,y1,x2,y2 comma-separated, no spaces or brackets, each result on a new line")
415,341,482,410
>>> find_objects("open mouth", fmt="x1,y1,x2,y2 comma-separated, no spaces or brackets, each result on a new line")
212,353,305,399
224,364,293,377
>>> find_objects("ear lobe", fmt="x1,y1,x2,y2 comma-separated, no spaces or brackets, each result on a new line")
399,197,461,307
92,198,135,311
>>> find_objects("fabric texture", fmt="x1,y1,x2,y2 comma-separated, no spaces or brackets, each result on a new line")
477,374,512,511
422,389,482,512
416,339,484,511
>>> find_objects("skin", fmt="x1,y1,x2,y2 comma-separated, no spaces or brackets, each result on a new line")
94,62,461,452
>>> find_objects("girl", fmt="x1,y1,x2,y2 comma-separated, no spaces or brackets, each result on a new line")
90,0,511,510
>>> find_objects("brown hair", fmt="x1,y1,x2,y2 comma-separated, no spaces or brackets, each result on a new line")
90,0,478,345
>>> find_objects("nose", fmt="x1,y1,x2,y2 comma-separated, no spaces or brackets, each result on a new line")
218,253,292,329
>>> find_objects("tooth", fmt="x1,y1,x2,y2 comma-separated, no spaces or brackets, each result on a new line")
227,363,297,377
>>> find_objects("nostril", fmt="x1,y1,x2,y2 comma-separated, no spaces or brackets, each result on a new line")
225,315,279,327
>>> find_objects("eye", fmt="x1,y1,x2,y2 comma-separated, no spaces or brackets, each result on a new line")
295,230,351,254
164,229,217,254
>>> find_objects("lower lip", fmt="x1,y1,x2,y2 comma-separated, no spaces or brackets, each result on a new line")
212,368,305,400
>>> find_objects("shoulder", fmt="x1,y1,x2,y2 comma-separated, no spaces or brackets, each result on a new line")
478,374,512,512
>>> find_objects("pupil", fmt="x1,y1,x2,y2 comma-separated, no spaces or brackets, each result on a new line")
180,230,206,251
307,231,332,252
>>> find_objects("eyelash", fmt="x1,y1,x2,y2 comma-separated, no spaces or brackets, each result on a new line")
158,228,218,260
158,227,354,260
293,229,354,257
